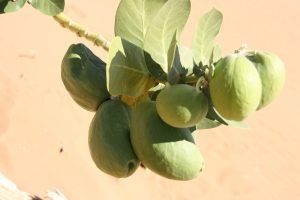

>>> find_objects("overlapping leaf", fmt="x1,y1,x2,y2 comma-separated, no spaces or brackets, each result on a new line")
0,0,26,14
28,0,64,16
144,0,191,72
168,46,190,85
115,0,167,48
193,8,223,66
107,37,154,97
144,51,168,82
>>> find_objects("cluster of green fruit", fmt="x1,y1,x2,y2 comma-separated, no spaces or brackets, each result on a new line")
61,43,285,181
61,43,204,180
210,51,285,121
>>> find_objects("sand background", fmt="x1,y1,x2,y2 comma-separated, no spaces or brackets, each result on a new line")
0,0,300,199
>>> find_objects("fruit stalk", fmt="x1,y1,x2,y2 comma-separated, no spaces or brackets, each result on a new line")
53,13,111,51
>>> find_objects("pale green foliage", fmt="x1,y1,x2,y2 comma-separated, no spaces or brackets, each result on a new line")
0,0,26,13
115,0,167,48
193,8,223,65
28,0,64,16
106,37,154,97
143,0,191,72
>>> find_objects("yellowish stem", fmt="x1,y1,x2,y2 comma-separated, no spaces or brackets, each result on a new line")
53,13,111,51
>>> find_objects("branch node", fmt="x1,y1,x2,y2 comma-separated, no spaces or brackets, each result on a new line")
53,13,110,52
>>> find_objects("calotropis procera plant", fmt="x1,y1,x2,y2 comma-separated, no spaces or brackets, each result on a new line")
1,0,285,180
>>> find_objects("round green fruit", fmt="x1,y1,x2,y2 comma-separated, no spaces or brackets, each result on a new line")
156,84,208,128
131,101,204,180
89,100,139,178
61,43,110,111
209,54,262,121
246,51,285,110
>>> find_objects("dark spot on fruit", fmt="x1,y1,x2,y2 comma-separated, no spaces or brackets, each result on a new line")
140,163,146,169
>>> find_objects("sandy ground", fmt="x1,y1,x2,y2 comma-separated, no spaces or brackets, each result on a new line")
0,0,300,199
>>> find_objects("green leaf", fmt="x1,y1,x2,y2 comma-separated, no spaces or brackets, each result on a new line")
178,45,194,75
207,44,222,80
145,31,177,83
107,37,154,97
167,30,178,72
189,126,196,133
28,0,64,16
168,46,188,85
193,8,223,65
211,44,222,63
196,118,221,129
144,0,190,72
167,45,195,84
0,0,26,14
115,0,167,48
144,51,168,82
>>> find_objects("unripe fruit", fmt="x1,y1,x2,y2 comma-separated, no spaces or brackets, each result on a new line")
131,101,204,180
246,51,285,110
89,100,139,178
61,43,110,111
156,84,208,128
209,54,262,121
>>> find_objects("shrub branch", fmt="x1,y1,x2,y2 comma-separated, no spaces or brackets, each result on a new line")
53,13,111,51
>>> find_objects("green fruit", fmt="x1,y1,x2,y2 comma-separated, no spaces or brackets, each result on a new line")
88,100,139,178
61,43,110,111
209,54,262,121
246,51,285,110
156,84,208,128
131,101,204,180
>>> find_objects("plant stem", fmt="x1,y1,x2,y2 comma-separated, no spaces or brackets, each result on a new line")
53,13,111,51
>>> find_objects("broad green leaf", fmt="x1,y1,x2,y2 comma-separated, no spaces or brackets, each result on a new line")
0,0,26,14
107,37,154,97
28,0,64,16
193,8,223,65
196,118,221,129
145,31,177,83
115,0,167,48
144,0,190,72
